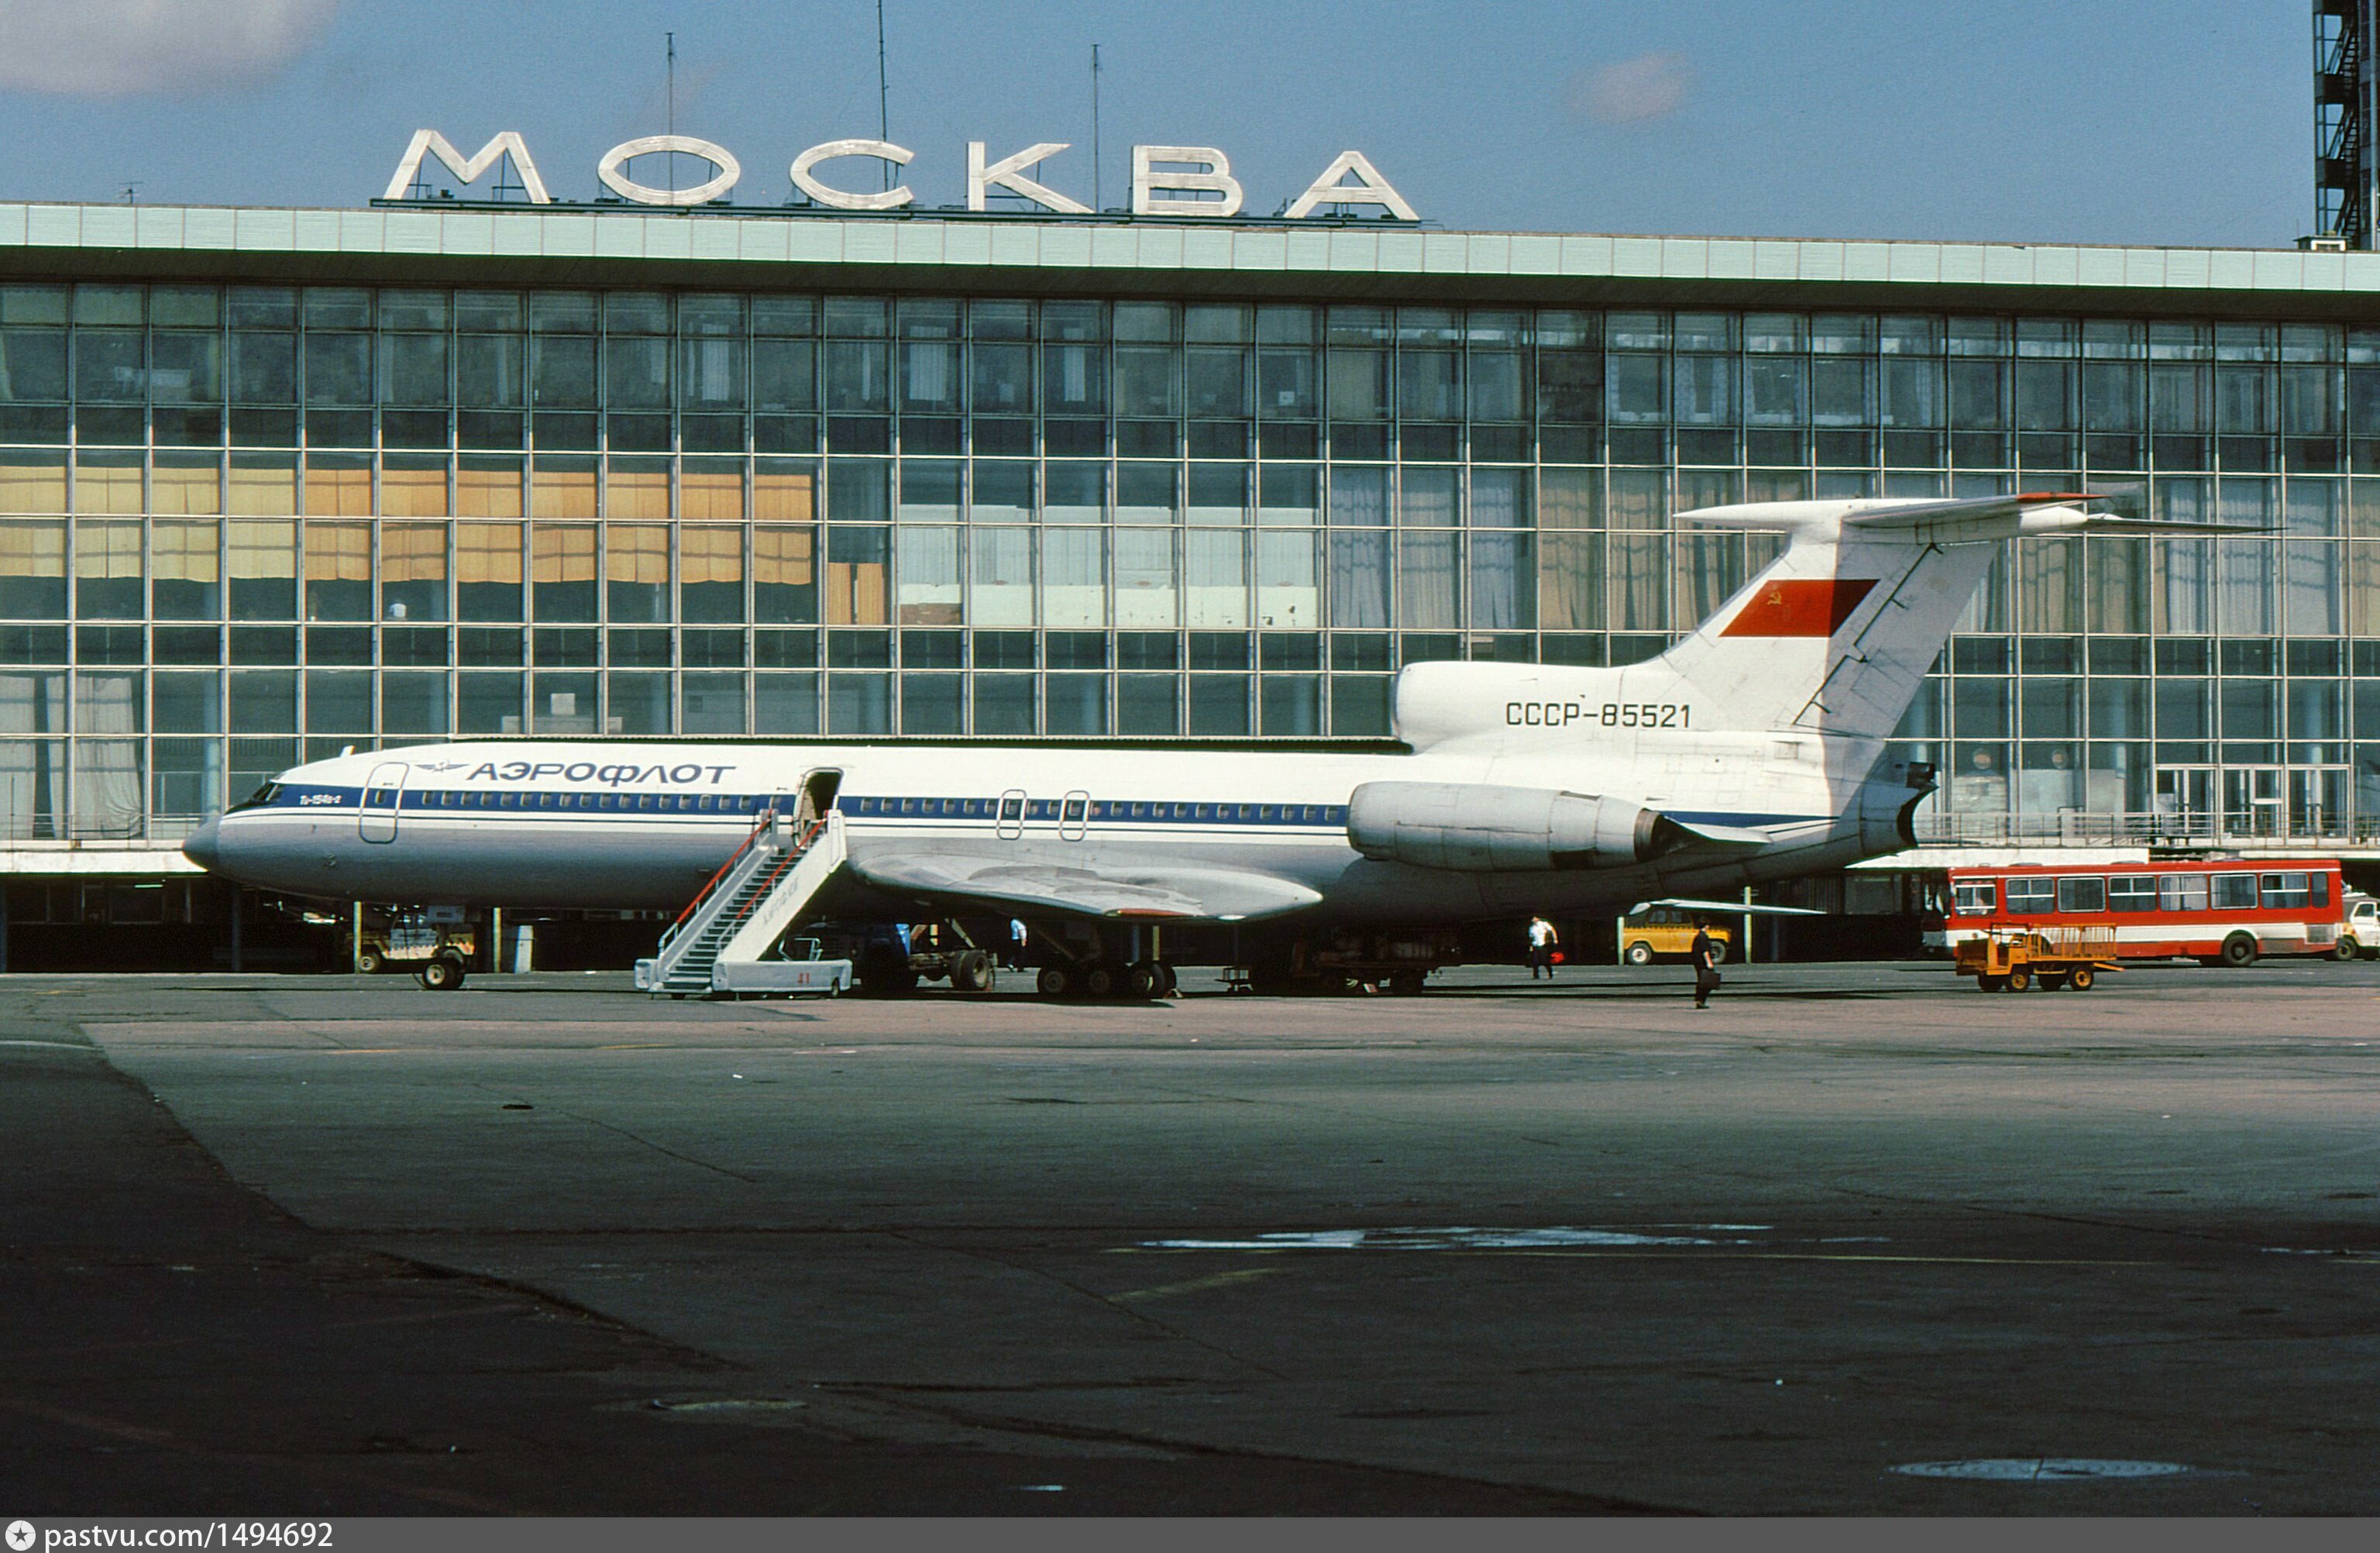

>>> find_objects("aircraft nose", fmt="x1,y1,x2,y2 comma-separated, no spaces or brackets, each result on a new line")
181,817,222,872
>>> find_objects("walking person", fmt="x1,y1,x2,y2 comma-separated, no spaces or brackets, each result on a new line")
1690,918,1722,1009
1527,916,1560,980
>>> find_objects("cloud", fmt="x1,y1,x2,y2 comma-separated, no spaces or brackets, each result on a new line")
0,0,339,97
1570,51,1694,126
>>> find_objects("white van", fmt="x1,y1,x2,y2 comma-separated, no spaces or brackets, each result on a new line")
2344,892,2380,961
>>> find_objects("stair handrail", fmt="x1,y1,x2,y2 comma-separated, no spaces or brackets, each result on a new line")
672,815,834,950
706,817,840,962
659,804,783,952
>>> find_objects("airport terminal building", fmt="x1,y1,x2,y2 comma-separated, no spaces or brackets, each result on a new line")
8,190,2380,964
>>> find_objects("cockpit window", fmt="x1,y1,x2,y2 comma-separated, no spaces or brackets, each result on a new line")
228,782,283,813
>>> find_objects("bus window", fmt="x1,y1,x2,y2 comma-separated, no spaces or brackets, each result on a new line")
2211,873,2258,910
2261,873,2310,909
1952,880,1997,915
2313,872,2331,907
2107,875,2156,912
2004,876,2055,915
2056,876,2107,912
2159,873,2208,911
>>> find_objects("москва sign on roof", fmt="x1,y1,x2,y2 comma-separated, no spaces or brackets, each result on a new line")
384,129,1419,220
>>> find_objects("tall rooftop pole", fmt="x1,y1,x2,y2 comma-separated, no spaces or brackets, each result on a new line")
877,0,892,192
1092,43,1103,212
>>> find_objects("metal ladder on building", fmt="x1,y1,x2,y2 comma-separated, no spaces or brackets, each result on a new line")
634,807,848,997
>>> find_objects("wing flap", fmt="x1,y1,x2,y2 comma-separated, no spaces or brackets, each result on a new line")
851,852,1322,922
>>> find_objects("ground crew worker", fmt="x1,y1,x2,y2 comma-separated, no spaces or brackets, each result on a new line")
1528,916,1560,980
1691,919,1722,1010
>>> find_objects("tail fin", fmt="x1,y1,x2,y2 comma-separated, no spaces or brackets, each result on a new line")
1662,491,2254,737
1393,493,2241,749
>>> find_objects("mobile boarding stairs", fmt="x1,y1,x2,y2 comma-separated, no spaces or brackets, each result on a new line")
633,807,851,997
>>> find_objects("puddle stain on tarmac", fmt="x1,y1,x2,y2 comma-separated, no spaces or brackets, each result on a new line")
1142,1226,1763,1252
1892,1458,2193,1482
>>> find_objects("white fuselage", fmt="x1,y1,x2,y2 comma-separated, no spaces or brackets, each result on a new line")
192,729,1904,924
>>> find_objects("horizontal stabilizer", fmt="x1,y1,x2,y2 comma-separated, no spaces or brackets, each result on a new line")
1844,503,2265,538
1630,897,1825,918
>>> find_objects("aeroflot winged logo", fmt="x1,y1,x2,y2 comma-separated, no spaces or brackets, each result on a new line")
1719,578,1877,638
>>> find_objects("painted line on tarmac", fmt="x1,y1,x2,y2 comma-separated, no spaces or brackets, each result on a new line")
1114,1268,1288,1303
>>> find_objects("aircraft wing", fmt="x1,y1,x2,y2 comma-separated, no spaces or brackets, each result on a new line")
849,852,1323,922
1630,897,1825,918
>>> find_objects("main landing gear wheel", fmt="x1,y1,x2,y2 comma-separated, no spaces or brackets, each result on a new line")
2220,933,2259,968
1082,962,1119,1000
951,950,996,992
2069,965,2097,990
1123,962,1161,999
1624,941,1655,967
1036,964,1074,1000
1156,962,1178,997
417,955,465,991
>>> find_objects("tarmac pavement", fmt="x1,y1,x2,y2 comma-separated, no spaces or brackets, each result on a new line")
4,959,2376,1514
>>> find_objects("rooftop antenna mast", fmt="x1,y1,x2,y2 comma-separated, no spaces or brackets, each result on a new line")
875,0,892,191
666,30,677,195
1092,43,1102,211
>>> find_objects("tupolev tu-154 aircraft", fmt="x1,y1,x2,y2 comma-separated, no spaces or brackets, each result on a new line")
181,491,2230,994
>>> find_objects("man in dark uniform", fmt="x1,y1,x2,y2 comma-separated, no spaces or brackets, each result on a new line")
1690,919,1721,1010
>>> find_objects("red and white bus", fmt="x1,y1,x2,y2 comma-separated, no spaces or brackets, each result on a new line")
1938,859,2355,966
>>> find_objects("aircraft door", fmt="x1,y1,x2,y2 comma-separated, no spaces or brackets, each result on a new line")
359,762,407,843
1059,789,1090,841
796,769,842,832
996,788,1027,840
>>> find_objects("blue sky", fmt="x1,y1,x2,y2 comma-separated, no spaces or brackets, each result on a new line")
0,0,2317,246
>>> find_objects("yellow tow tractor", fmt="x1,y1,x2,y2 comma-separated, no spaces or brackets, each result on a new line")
1954,925,2123,993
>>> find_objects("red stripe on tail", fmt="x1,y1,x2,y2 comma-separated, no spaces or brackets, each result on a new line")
1718,578,1878,638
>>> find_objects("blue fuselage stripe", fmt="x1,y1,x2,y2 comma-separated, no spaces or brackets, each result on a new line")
248,786,1814,834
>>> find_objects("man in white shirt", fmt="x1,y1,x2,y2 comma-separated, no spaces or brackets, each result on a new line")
1527,916,1559,980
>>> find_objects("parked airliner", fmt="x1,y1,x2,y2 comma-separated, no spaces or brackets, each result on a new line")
182,493,2223,987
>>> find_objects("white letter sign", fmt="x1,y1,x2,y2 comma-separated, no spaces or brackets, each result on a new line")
967,143,1089,214
1283,150,1418,221
791,139,916,211
597,135,742,207
383,129,550,204
1131,146,1243,218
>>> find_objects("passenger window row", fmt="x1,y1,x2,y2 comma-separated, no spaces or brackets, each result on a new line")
408,789,757,813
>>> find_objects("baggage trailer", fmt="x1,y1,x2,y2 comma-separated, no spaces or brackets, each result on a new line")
1954,925,2122,993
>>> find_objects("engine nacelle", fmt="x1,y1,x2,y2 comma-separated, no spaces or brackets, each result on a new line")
1346,782,1660,872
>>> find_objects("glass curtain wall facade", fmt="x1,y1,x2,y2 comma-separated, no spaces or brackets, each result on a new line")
8,281,2380,843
